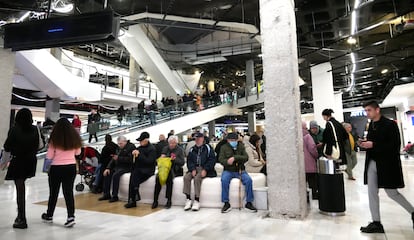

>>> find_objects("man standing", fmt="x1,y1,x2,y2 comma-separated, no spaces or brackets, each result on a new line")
219,132,257,213
183,133,217,211
359,101,414,233
124,132,157,208
88,109,101,143
343,123,358,180
309,120,324,157
152,135,185,209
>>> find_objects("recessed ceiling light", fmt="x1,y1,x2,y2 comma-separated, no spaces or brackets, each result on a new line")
347,37,357,45
381,69,389,74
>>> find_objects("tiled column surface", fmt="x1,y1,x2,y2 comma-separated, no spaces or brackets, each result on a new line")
0,43,15,184
259,0,307,218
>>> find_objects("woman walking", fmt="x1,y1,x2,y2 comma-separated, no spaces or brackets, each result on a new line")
42,118,82,228
4,108,41,229
322,109,348,166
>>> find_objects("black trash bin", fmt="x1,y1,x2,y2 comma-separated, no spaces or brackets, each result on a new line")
317,157,346,216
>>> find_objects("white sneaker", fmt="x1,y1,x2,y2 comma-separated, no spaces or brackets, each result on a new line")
191,200,200,211
184,199,192,211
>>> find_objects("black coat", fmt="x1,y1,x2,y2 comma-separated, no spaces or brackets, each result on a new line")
106,142,135,170
155,140,168,159
187,144,217,177
364,116,404,188
134,143,157,176
101,142,118,169
322,117,348,164
4,125,39,180
161,145,185,177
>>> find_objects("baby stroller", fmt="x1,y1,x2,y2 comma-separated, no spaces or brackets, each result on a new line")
75,147,100,192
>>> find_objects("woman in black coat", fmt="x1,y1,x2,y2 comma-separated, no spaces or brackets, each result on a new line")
4,108,41,229
322,109,348,165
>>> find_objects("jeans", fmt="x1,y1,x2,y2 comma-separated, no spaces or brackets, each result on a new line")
221,170,254,203
93,163,102,186
47,164,77,218
149,112,156,125
345,150,357,178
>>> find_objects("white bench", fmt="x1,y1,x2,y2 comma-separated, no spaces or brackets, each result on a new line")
117,164,268,209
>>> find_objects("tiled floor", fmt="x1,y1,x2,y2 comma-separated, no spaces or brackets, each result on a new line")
1,153,414,239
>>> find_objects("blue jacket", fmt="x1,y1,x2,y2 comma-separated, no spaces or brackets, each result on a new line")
187,144,217,177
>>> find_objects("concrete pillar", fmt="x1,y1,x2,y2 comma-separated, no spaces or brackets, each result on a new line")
45,99,60,122
0,42,15,184
334,92,344,122
246,59,255,88
311,62,336,125
247,111,256,134
260,0,307,218
208,121,215,138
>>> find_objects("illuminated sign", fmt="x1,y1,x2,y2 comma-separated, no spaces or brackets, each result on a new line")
350,110,367,117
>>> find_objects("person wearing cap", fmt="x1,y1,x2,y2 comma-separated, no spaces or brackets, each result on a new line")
219,132,257,213
152,135,185,209
99,136,134,202
124,132,157,208
183,133,217,211
309,120,325,157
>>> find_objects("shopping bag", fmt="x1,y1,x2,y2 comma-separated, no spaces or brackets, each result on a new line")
42,158,53,173
157,157,172,186
0,149,12,170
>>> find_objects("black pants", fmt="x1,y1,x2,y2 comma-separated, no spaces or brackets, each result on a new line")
14,179,26,220
89,133,98,143
102,168,130,197
306,173,319,197
128,168,152,202
47,164,77,218
154,171,173,202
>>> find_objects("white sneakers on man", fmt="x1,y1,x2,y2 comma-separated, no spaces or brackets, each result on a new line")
184,199,192,211
191,200,200,211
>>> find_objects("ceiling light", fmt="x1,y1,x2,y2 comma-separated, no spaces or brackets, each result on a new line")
219,4,233,10
381,69,389,74
347,37,357,45
232,83,235,87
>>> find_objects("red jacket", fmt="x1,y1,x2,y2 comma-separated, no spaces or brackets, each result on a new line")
72,118,81,128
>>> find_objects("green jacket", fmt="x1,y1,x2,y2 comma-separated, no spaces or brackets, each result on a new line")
310,127,324,144
219,142,248,172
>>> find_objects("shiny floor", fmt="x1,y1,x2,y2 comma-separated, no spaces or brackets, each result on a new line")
1,153,414,240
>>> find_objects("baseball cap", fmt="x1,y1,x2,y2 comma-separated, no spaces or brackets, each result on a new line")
136,132,150,141
227,132,238,140
194,132,204,138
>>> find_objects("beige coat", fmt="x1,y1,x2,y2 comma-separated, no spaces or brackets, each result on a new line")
244,141,265,173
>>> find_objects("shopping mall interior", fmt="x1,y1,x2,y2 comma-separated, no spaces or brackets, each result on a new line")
1,0,414,239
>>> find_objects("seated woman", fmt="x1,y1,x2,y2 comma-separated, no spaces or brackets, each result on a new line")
244,134,266,175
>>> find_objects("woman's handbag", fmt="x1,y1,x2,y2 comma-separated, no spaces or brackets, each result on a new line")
0,149,12,170
324,121,341,161
42,158,53,173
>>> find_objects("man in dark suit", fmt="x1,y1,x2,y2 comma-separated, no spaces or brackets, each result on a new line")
359,101,414,233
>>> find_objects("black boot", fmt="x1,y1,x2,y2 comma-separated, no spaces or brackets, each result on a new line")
124,199,137,208
165,200,172,209
151,201,158,209
13,218,27,229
